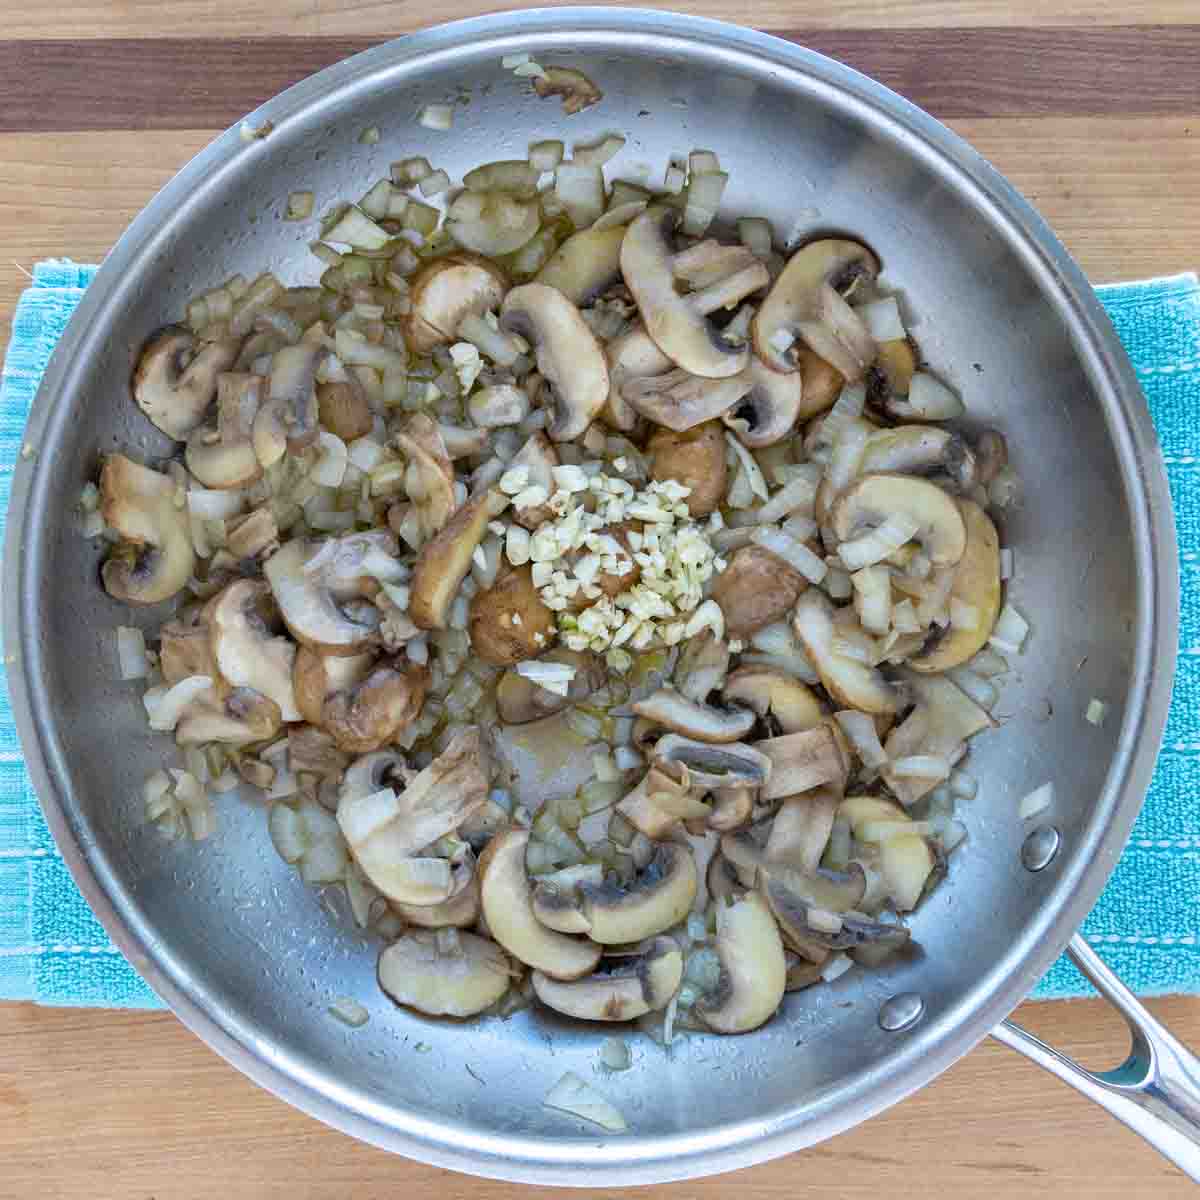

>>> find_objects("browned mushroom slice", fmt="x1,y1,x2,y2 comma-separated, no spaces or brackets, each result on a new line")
185,372,264,489
499,284,609,441
534,225,626,306
323,659,430,754
632,687,754,744
468,563,557,665
621,209,768,380
394,413,457,543
317,378,374,442
755,725,848,803
711,544,807,640
378,930,512,1018
695,893,786,1034
532,66,603,114
99,454,195,605
132,325,241,441
753,239,880,381
478,828,602,980
647,420,728,518
532,936,682,1021
652,735,772,792
673,630,731,704
292,646,375,726
409,490,495,631
722,665,824,736
532,843,697,944
402,252,509,355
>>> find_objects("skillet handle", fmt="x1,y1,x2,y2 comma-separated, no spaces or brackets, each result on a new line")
992,934,1200,1182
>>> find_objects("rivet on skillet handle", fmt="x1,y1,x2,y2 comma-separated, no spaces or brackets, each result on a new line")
993,935,1200,1183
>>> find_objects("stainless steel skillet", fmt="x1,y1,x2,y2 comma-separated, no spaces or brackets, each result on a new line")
3,7,1193,1184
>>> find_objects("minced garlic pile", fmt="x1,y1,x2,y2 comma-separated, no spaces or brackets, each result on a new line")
494,461,727,669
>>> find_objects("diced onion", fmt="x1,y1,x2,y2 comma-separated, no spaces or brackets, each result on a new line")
543,1071,627,1133
946,665,997,711
682,170,728,237
116,626,148,680
999,547,1014,580
751,527,827,584
893,372,964,420
323,206,391,251
1086,698,1108,726
528,139,564,171
573,134,625,166
737,216,773,259
820,953,853,983
890,755,951,781
988,602,1030,655
144,676,213,731
418,104,454,131
807,906,844,934
950,770,978,800
725,433,768,502
516,660,577,695
555,163,606,228
187,488,245,520
838,513,920,571
1019,781,1054,820
329,996,370,1027
757,466,821,522
599,1038,631,1071
856,296,906,342
310,432,348,488
285,191,314,221
835,710,887,768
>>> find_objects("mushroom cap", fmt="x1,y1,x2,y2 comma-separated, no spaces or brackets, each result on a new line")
468,563,557,666
860,425,976,487
402,252,509,355
317,379,374,442
647,420,728,518
531,936,683,1021
392,870,481,929
132,326,241,441
477,828,602,980
293,646,375,726
99,454,195,605
833,473,967,569
536,843,698,945
323,659,429,754
632,687,755,744
722,356,805,448
499,283,609,442
792,589,898,715
722,665,825,736
534,225,626,306
185,431,262,490
752,239,880,378
532,66,603,114
496,648,605,724
908,499,1001,673
696,892,786,1034
620,209,751,380
378,930,512,1018
409,489,494,631
710,544,807,640
264,538,382,654
206,579,300,722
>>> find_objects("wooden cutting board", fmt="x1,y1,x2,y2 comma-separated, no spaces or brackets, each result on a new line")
1,2,1197,1196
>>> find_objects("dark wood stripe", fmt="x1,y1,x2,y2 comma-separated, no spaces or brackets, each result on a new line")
0,27,1197,133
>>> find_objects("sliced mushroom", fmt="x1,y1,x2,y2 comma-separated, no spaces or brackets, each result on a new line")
755,725,848,802
839,794,936,912
287,724,350,780
722,356,805,448
206,579,300,721
653,735,772,792
252,343,326,467
378,930,511,1018
795,346,844,419
317,378,374,443
711,544,807,640
833,474,967,569
99,454,195,604
324,659,429,754
616,764,708,838
696,893,786,1034
722,666,824,736
621,209,768,380
792,590,898,715
647,420,728,517
132,326,241,441
763,865,908,954
532,66,603,114
336,728,490,902
226,507,280,560
604,323,671,432
499,283,609,441
908,499,1001,672
535,225,626,306
673,630,730,704
468,384,530,429
708,786,754,833
508,431,559,530
766,790,840,875
394,413,457,543
707,851,743,904
468,563,557,665
496,648,605,723
477,828,602,980
409,489,495,631
869,337,918,410
392,870,481,929
752,239,880,381
859,426,976,490
293,646,375,727
403,252,509,355
532,936,682,1021
631,687,754,744
175,686,282,746
338,748,410,803
185,372,264,489
264,535,388,654
623,366,753,432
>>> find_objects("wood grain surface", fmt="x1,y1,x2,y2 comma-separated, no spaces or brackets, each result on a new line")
1,2,1198,1197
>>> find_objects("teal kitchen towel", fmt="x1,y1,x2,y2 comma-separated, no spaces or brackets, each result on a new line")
1,261,1197,1007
